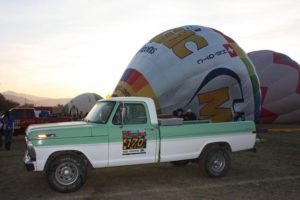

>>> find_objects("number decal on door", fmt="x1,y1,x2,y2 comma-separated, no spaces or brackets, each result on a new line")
122,130,147,155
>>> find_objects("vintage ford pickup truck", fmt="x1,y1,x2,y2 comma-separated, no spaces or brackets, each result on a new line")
24,97,256,192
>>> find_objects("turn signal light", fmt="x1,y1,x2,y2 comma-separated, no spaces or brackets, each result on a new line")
37,134,47,139
36,133,56,139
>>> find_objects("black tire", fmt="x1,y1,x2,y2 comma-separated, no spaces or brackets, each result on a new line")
46,154,87,193
171,160,190,166
199,147,231,177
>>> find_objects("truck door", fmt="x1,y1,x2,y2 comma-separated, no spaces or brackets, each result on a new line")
108,102,158,166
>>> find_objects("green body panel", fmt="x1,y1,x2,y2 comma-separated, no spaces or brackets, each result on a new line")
27,122,108,146
31,135,108,146
27,122,91,140
26,100,255,147
159,121,255,139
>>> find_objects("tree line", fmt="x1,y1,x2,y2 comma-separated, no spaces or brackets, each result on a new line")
0,93,19,113
0,93,65,115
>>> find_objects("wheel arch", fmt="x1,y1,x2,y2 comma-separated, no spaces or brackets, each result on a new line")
44,150,93,172
199,141,232,158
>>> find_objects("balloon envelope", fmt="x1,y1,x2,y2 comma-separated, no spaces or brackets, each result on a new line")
114,25,260,122
62,93,102,116
248,50,300,123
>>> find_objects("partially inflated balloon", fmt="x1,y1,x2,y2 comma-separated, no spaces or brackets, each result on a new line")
113,25,260,122
248,50,300,123
62,93,102,116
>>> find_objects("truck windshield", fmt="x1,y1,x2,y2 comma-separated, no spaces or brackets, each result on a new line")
84,101,115,124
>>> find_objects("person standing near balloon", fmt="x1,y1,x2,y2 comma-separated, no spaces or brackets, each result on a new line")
69,105,79,120
184,109,197,121
173,108,184,118
0,113,3,150
234,112,245,121
2,110,14,150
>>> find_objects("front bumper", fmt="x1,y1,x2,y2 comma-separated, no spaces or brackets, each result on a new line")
24,150,35,171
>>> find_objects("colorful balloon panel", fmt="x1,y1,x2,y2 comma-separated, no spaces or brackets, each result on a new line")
248,50,300,123
114,25,260,122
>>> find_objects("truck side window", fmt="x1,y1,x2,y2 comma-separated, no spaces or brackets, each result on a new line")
113,103,147,125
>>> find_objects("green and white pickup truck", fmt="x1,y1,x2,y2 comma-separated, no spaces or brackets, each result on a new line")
24,97,256,193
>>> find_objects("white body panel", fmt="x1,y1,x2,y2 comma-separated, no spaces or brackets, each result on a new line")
108,140,158,167
160,133,256,162
34,143,108,171
32,132,255,171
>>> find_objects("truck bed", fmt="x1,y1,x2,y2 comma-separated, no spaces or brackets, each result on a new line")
158,120,256,162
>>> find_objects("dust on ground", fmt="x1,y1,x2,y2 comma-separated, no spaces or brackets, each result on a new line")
0,127,299,200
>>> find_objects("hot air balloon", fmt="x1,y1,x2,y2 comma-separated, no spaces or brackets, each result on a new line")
62,93,102,117
248,50,300,123
113,25,260,122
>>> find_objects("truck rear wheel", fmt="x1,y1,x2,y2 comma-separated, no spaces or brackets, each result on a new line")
46,154,87,193
199,147,231,177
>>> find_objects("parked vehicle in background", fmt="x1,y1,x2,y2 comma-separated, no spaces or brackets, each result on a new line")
10,108,72,134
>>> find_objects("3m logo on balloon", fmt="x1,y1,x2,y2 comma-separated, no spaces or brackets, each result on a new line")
150,28,208,59
198,88,232,122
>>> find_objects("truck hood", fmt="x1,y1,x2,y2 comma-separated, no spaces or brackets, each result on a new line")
26,121,93,140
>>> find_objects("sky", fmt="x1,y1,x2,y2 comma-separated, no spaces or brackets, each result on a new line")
0,0,299,98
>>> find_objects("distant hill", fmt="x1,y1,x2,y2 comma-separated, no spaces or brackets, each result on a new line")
35,98,71,106
1,91,71,106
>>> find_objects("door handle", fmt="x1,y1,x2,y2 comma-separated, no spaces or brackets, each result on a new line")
145,128,154,131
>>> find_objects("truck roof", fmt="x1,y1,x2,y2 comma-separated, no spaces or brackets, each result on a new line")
103,96,152,102
100,97,158,125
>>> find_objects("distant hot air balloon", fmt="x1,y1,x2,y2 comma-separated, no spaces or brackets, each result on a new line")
113,25,260,122
248,50,300,123
62,93,102,117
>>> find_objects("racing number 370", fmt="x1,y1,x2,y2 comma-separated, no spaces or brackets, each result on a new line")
122,130,147,150
123,138,145,150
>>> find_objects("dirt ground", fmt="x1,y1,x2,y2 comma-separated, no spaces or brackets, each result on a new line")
0,127,300,200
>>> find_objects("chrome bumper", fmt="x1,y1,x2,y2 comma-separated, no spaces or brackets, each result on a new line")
24,150,35,171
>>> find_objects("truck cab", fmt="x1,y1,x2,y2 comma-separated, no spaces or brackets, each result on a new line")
84,97,159,166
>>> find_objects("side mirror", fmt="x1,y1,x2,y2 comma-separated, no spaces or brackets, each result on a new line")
121,106,126,125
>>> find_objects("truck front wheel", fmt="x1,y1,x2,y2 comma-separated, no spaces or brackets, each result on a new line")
46,154,87,193
199,147,231,177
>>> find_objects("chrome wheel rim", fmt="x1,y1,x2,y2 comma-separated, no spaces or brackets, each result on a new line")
55,162,79,185
208,151,225,173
